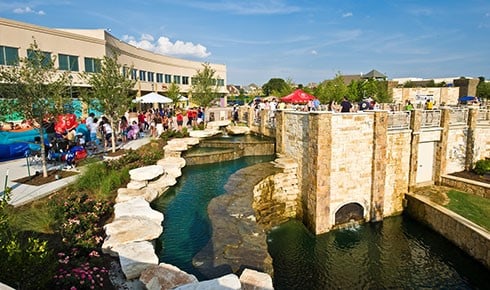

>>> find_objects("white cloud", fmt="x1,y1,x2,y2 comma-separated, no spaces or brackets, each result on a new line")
342,12,353,18
122,34,211,58
311,50,318,55
13,6,45,15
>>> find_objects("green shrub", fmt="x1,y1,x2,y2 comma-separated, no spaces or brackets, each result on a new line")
473,159,490,176
0,189,56,289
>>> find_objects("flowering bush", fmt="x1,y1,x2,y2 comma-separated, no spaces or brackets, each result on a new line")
53,193,111,249
53,248,111,290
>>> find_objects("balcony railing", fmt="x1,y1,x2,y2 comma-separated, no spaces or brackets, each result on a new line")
449,108,468,126
387,111,411,130
421,110,441,128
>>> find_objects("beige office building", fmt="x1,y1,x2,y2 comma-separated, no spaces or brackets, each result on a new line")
0,17,227,100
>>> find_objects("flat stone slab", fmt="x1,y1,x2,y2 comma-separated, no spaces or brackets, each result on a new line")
114,197,164,223
113,241,159,280
102,217,163,256
181,137,200,146
189,129,222,139
140,263,198,290
206,120,232,129
127,180,147,190
129,165,164,181
175,274,241,290
227,126,250,135
240,268,274,290
156,157,186,168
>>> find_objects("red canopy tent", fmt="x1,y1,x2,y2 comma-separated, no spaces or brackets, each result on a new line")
281,89,317,103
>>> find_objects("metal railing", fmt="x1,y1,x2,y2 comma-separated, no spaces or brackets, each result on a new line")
449,108,468,126
421,110,441,128
387,111,411,130
477,109,490,124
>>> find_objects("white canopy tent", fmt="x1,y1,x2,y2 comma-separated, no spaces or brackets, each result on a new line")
133,92,173,104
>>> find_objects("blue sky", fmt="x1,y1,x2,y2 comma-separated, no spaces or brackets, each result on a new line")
1,0,490,86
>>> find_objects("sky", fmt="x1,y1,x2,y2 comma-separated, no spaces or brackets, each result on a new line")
1,0,490,86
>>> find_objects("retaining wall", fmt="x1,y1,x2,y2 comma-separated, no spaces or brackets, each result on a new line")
405,193,490,269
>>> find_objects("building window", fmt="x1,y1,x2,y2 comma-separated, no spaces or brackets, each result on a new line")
59,54,79,71
165,74,172,83
217,79,225,86
182,76,189,85
156,73,163,83
173,75,181,84
147,71,154,82
0,46,19,65
131,68,137,80
27,49,51,67
84,57,101,73
139,70,146,81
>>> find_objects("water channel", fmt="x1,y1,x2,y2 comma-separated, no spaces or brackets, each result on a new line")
152,156,489,289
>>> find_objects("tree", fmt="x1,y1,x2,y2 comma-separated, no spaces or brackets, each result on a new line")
83,52,136,153
262,78,291,96
166,82,181,105
190,62,220,107
0,40,70,177
314,74,348,104
476,77,490,102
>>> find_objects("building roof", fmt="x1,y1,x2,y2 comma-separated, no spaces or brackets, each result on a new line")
363,69,386,79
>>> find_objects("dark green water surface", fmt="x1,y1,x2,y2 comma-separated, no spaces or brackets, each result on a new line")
267,218,489,290
152,156,489,288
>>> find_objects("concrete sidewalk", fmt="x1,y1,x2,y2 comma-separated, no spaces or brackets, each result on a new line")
0,137,151,207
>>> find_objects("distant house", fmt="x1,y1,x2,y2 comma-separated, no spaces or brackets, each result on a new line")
339,69,387,84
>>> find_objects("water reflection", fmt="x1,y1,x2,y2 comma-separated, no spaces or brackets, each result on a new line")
267,217,489,290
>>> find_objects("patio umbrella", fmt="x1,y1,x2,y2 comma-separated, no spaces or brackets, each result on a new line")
281,89,317,103
133,92,173,104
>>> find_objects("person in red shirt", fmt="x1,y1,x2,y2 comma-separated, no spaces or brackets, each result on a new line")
176,111,184,132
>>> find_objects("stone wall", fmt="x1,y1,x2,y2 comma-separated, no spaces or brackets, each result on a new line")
254,107,490,235
445,126,467,174
405,193,490,269
474,125,490,162
392,87,460,106
384,131,411,215
328,113,374,227
253,158,301,230
441,175,490,199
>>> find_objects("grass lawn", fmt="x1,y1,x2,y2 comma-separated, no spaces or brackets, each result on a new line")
445,190,490,231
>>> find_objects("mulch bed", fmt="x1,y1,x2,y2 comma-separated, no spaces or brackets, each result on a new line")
449,171,490,184
13,170,79,186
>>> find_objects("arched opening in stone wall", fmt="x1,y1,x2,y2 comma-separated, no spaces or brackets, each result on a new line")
334,203,364,226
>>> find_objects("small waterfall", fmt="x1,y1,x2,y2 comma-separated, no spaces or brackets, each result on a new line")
336,219,361,231
219,125,230,137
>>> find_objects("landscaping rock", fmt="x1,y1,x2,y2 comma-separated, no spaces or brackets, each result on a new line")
127,180,147,190
113,241,159,280
227,126,250,135
102,217,163,256
114,197,164,223
140,263,198,290
188,129,222,139
174,274,241,290
240,268,274,290
129,165,164,182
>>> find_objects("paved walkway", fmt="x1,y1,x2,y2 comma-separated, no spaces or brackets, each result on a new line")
0,137,151,207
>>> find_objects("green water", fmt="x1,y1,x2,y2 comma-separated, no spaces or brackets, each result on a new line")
267,218,489,289
151,155,275,279
152,157,489,287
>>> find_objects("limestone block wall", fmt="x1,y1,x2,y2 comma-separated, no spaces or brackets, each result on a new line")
383,131,411,215
445,127,467,174
252,158,301,230
392,87,459,106
327,113,375,225
474,125,490,161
